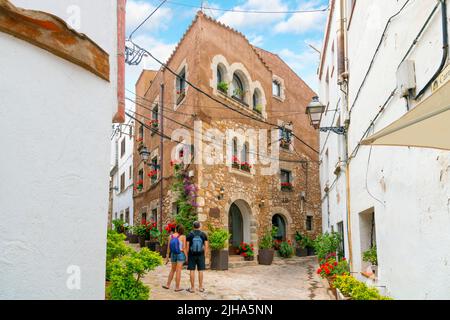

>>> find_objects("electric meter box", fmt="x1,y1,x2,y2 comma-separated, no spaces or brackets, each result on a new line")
397,60,416,97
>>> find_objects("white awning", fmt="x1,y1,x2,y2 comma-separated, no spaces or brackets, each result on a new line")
361,80,450,150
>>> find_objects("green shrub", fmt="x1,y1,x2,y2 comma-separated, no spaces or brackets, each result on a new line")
208,226,230,251
313,232,342,261
333,275,393,300
363,246,378,266
295,232,313,249
278,241,295,258
259,227,277,249
112,219,125,233
106,248,163,300
106,230,132,280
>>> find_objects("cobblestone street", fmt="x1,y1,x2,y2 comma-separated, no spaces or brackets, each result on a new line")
142,256,332,300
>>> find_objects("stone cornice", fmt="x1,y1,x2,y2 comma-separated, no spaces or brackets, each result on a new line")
0,0,110,81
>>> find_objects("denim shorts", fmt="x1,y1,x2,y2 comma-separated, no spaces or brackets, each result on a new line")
170,252,186,263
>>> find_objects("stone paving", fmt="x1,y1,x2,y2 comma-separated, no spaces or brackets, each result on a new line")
142,255,333,300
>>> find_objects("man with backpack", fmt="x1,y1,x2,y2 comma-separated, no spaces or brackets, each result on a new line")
186,221,209,293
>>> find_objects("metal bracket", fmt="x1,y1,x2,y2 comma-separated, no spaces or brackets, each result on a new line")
320,127,346,135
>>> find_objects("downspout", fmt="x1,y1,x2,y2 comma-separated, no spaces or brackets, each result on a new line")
415,0,448,100
337,0,353,269
113,0,127,123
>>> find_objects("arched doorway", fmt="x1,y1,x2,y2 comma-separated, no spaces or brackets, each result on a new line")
272,214,287,241
229,203,243,255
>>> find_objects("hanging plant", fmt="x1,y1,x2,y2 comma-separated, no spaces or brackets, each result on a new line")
135,179,144,192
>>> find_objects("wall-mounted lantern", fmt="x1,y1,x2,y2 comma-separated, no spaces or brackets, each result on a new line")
218,187,225,200
306,96,346,135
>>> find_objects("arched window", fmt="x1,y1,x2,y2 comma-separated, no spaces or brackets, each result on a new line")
253,90,262,113
241,142,249,163
232,73,244,101
217,66,223,84
273,80,281,97
272,214,287,241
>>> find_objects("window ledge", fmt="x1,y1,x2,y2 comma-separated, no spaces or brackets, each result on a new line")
273,95,285,102
229,166,255,178
217,91,265,119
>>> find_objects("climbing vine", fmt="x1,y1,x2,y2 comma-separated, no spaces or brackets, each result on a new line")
171,162,198,233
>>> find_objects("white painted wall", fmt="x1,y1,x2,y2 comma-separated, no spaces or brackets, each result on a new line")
318,2,351,260
0,0,118,299
110,112,135,227
319,0,450,299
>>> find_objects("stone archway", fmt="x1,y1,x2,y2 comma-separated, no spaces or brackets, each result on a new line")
271,208,294,242
224,197,258,254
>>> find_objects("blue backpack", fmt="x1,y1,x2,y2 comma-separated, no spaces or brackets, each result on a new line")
169,235,181,254
190,231,204,255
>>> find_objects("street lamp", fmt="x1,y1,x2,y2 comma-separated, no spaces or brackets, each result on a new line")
139,145,151,163
305,96,325,129
306,96,346,135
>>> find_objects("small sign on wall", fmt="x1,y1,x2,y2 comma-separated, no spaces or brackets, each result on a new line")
209,207,220,218
432,63,450,93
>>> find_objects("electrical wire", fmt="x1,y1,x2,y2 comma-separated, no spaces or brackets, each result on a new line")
349,0,412,115
128,0,168,39
161,0,329,14
126,39,320,154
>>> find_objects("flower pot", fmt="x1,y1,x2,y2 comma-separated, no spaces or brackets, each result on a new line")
307,247,316,256
138,235,146,248
159,244,168,258
244,256,254,261
258,249,274,265
296,248,308,257
129,234,138,244
210,250,228,270
146,240,159,252
336,288,351,301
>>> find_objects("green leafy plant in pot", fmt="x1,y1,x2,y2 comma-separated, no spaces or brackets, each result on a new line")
208,225,230,270
135,225,147,248
258,227,277,265
295,232,309,257
362,246,378,275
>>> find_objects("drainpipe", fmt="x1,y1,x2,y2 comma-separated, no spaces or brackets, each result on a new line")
415,0,448,100
337,0,354,269
113,0,127,123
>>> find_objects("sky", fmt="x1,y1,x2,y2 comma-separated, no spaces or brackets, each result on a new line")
125,0,329,99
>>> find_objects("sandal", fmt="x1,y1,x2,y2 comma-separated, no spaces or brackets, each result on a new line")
199,288,205,293
175,288,184,292
186,288,195,293
162,285,170,290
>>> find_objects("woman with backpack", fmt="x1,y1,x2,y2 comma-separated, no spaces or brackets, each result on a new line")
162,225,187,292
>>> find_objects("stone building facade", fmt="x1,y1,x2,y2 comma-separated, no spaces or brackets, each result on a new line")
133,12,321,253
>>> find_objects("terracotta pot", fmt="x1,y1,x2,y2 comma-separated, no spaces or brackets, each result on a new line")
296,248,308,257
210,250,229,270
138,235,146,248
258,249,274,265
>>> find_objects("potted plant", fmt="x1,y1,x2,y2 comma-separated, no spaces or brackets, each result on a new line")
313,232,341,261
240,162,252,172
316,254,349,289
278,240,295,258
362,246,378,275
280,182,293,191
128,226,139,244
217,81,228,94
295,232,308,257
209,226,230,270
157,229,169,258
258,227,276,265
231,156,240,169
135,180,144,192
254,104,263,114
112,219,125,233
238,242,255,261
145,221,160,251
135,225,147,248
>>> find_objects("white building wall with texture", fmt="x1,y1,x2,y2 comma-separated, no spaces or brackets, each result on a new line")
319,0,450,299
0,0,118,299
